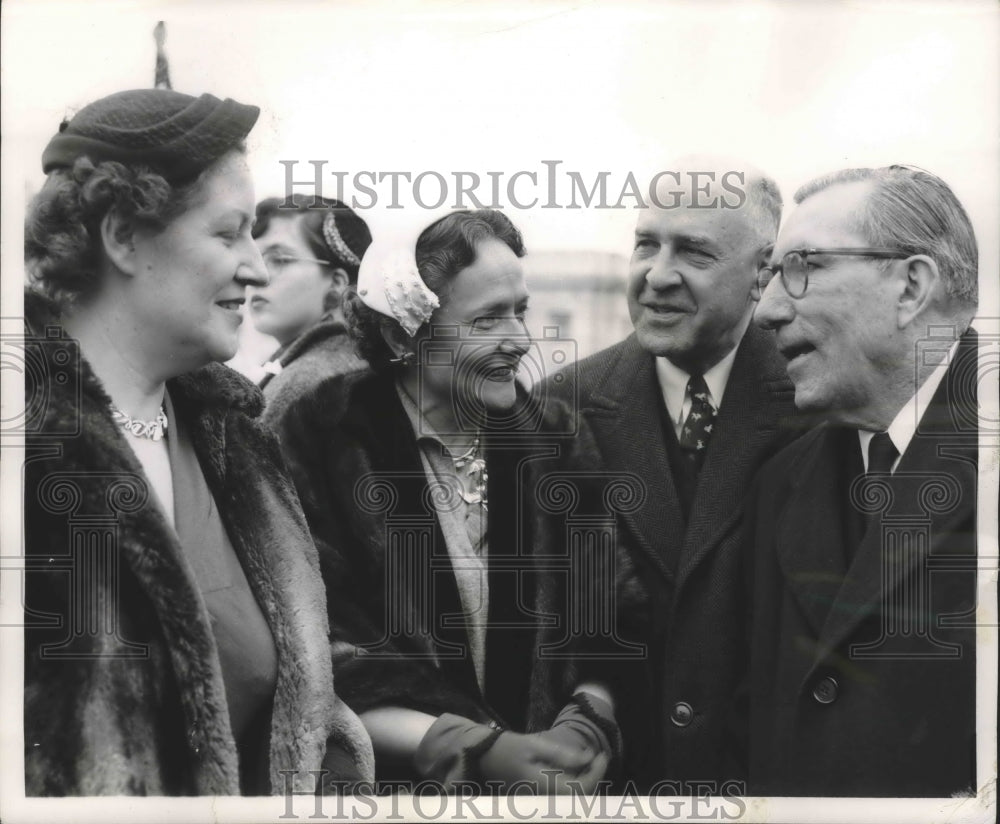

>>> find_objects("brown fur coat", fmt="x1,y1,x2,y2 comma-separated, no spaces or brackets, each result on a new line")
22,291,374,795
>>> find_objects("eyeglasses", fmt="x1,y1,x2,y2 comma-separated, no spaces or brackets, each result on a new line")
752,248,910,300
261,252,330,273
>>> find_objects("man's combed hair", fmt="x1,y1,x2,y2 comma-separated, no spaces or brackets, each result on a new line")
795,165,978,307
344,209,526,373
744,173,783,241
25,149,244,309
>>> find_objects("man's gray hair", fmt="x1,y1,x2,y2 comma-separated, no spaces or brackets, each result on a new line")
744,172,783,241
665,155,783,242
794,165,978,307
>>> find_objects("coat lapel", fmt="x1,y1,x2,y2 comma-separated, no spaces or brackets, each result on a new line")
814,334,978,663
339,374,484,698
774,426,854,638
678,325,795,587
174,364,376,790
582,336,680,584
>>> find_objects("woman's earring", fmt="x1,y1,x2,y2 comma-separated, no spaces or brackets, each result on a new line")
389,351,416,366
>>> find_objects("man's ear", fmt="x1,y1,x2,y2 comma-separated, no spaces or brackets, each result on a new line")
99,210,140,276
897,255,940,328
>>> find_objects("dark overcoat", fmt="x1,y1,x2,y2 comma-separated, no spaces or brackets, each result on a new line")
270,369,553,741
746,330,979,797
536,325,798,790
22,292,374,796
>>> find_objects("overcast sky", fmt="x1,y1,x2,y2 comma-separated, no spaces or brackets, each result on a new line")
3,0,998,315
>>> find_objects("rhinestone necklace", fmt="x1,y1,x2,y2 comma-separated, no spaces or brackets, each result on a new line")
110,405,168,442
452,436,488,510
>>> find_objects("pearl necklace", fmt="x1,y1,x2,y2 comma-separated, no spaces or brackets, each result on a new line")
110,405,168,442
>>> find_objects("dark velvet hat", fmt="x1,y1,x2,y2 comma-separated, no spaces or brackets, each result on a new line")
41,89,260,183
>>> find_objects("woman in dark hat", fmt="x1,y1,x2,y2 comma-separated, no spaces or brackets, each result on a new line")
23,88,373,796
270,209,620,791
249,195,371,423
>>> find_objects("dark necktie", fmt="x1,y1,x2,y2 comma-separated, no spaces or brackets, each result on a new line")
867,431,899,476
848,431,900,565
678,374,718,465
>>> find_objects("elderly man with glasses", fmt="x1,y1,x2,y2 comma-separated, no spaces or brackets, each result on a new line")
747,165,982,796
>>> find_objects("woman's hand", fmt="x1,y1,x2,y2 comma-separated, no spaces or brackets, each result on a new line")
414,714,594,792
478,727,596,791
532,691,621,794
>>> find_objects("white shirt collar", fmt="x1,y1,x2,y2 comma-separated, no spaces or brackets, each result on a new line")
858,339,958,472
655,337,742,435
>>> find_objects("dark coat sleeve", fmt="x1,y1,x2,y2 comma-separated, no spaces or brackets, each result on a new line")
523,390,658,747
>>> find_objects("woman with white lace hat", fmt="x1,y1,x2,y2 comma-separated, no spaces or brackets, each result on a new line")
271,207,621,791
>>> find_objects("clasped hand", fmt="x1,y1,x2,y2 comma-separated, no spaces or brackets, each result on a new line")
414,698,617,794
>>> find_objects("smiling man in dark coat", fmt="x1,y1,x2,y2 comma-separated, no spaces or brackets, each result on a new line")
536,159,799,791
749,165,982,796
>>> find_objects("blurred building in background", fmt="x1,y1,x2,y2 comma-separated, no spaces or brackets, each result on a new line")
521,249,632,362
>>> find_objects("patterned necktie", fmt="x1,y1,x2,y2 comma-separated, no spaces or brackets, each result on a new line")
678,374,717,462
867,431,899,476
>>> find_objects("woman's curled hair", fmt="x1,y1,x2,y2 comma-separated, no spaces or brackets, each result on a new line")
25,152,233,309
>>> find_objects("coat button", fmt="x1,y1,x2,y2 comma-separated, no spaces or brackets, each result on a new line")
670,701,694,727
812,675,839,705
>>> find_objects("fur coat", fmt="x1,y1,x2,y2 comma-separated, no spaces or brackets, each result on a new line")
259,316,364,427
269,368,556,740
22,291,374,796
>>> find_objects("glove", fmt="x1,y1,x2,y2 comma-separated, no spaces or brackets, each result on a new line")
413,713,593,792
535,692,622,792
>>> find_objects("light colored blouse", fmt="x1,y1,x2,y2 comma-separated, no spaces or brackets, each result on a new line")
395,384,489,692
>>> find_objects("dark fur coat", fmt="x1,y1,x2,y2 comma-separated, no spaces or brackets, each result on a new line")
259,316,364,427
269,368,558,740
22,292,374,795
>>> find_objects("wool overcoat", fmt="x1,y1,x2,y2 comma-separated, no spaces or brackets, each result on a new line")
535,325,798,790
746,330,980,797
